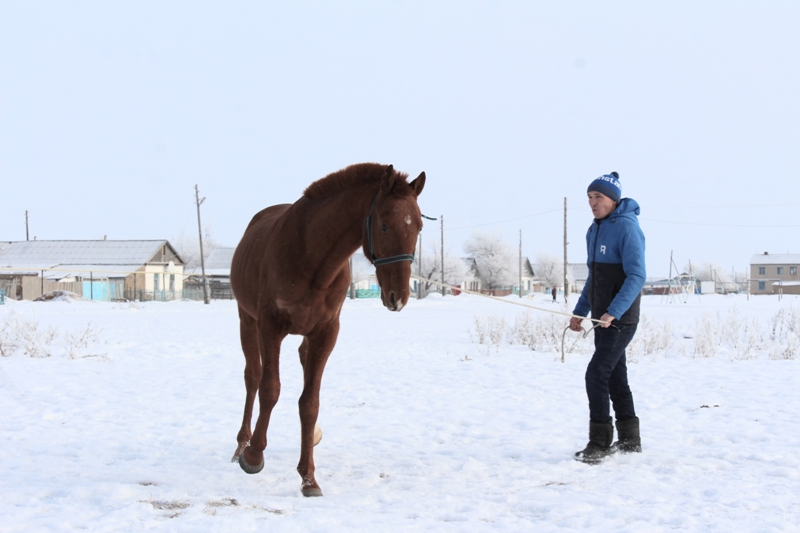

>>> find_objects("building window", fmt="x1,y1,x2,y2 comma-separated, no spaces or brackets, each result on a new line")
791,267,798,276
758,267,766,275
758,281,766,291
777,267,784,275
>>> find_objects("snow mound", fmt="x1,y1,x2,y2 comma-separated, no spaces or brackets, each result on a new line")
33,290,89,302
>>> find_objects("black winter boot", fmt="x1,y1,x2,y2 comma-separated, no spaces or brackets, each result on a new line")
612,417,642,453
574,419,614,464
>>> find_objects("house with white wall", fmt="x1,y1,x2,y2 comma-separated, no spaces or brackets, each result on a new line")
0,240,185,301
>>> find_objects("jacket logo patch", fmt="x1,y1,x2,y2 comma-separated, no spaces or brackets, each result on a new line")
600,245,607,254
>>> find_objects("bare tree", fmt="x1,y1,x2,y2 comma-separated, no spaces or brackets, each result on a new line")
464,231,515,289
172,227,218,272
536,252,564,290
685,261,732,283
413,243,467,295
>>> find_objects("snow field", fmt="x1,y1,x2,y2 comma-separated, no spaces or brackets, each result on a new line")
1,293,799,531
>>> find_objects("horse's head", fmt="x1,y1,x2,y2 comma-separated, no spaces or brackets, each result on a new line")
363,165,426,312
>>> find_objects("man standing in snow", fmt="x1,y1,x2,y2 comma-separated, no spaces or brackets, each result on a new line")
569,172,646,464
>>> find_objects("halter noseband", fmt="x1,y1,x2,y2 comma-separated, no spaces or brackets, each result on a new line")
364,191,416,267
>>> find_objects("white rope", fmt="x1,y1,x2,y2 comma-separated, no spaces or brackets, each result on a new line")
411,274,605,324
412,275,605,364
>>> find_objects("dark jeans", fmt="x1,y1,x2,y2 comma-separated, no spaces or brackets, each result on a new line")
585,323,638,423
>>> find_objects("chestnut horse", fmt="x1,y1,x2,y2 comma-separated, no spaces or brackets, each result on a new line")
229,163,425,497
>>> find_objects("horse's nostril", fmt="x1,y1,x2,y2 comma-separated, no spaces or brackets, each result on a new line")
390,292,396,307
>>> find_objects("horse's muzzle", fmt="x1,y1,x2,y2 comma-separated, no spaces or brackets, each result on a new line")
384,291,405,312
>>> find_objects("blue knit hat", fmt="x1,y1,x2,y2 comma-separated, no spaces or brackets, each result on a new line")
587,171,621,203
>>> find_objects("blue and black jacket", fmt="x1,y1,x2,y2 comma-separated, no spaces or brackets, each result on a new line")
573,198,646,325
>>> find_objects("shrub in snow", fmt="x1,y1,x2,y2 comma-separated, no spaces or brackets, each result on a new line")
0,311,56,358
469,314,506,354
64,322,106,360
509,311,574,354
0,312,106,359
692,314,720,359
627,315,674,360
769,307,800,360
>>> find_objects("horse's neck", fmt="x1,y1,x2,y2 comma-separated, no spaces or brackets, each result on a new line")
288,185,375,285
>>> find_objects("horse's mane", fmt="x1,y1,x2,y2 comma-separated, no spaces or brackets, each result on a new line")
303,163,410,199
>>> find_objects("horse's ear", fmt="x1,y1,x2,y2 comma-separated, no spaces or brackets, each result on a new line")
410,171,426,197
381,164,395,192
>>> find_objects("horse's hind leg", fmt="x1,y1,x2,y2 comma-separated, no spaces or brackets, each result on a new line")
232,310,261,463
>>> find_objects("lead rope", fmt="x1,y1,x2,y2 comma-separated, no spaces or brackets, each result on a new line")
560,324,600,363
411,275,607,363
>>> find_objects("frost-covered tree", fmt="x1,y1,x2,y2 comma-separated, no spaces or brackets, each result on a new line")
684,261,731,283
536,252,564,289
464,231,515,289
172,227,218,271
412,243,467,295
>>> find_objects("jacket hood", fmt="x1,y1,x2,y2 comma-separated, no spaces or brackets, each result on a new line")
610,198,640,220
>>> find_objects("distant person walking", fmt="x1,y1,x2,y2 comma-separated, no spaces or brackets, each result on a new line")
551,286,557,303
569,172,646,464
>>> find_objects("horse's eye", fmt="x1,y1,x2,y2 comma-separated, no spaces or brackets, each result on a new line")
380,223,388,233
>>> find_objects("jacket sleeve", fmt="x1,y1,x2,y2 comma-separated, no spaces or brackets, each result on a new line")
606,223,646,320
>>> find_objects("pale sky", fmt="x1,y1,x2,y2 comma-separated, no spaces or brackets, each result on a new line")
2,1,799,277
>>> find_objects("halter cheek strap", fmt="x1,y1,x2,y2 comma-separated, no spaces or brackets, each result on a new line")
364,191,416,267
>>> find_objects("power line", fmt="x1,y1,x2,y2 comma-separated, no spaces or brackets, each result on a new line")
447,208,561,231
648,202,800,210
641,218,800,228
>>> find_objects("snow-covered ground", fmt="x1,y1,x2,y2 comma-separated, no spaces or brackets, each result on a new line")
1,291,799,532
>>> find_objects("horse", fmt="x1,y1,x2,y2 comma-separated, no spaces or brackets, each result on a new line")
229,163,426,497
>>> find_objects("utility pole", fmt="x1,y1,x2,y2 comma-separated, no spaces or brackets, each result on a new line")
440,215,445,296
25,211,29,241
519,229,522,298
563,197,569,303
195,185,210,305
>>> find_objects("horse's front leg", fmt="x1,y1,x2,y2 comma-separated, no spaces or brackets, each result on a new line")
232,310,261,463
297,320,339,497
238,319,285,475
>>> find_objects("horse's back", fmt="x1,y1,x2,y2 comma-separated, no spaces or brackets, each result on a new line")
231,204,291,313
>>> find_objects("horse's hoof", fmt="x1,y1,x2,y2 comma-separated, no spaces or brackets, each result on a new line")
302,487,323,497
313,424,322,447
238,451,264,475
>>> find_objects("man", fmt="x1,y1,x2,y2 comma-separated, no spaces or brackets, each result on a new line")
569,172,646,464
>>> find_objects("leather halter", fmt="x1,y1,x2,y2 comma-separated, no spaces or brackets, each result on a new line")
364,191,416,267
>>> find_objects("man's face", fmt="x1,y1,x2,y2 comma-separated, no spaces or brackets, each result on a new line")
587,191,617,219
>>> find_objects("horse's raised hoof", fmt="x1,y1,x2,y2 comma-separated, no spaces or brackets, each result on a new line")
313,424,322,447
238,450,264,475
302,486,323,497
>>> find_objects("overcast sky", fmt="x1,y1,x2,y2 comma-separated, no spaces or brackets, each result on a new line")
2,1,798,277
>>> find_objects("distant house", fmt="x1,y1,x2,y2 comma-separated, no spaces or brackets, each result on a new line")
455,257,593,297
0,240,185,301
567,263,589,295
185,246,236,299
749,252,800,295
459,256,537,296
